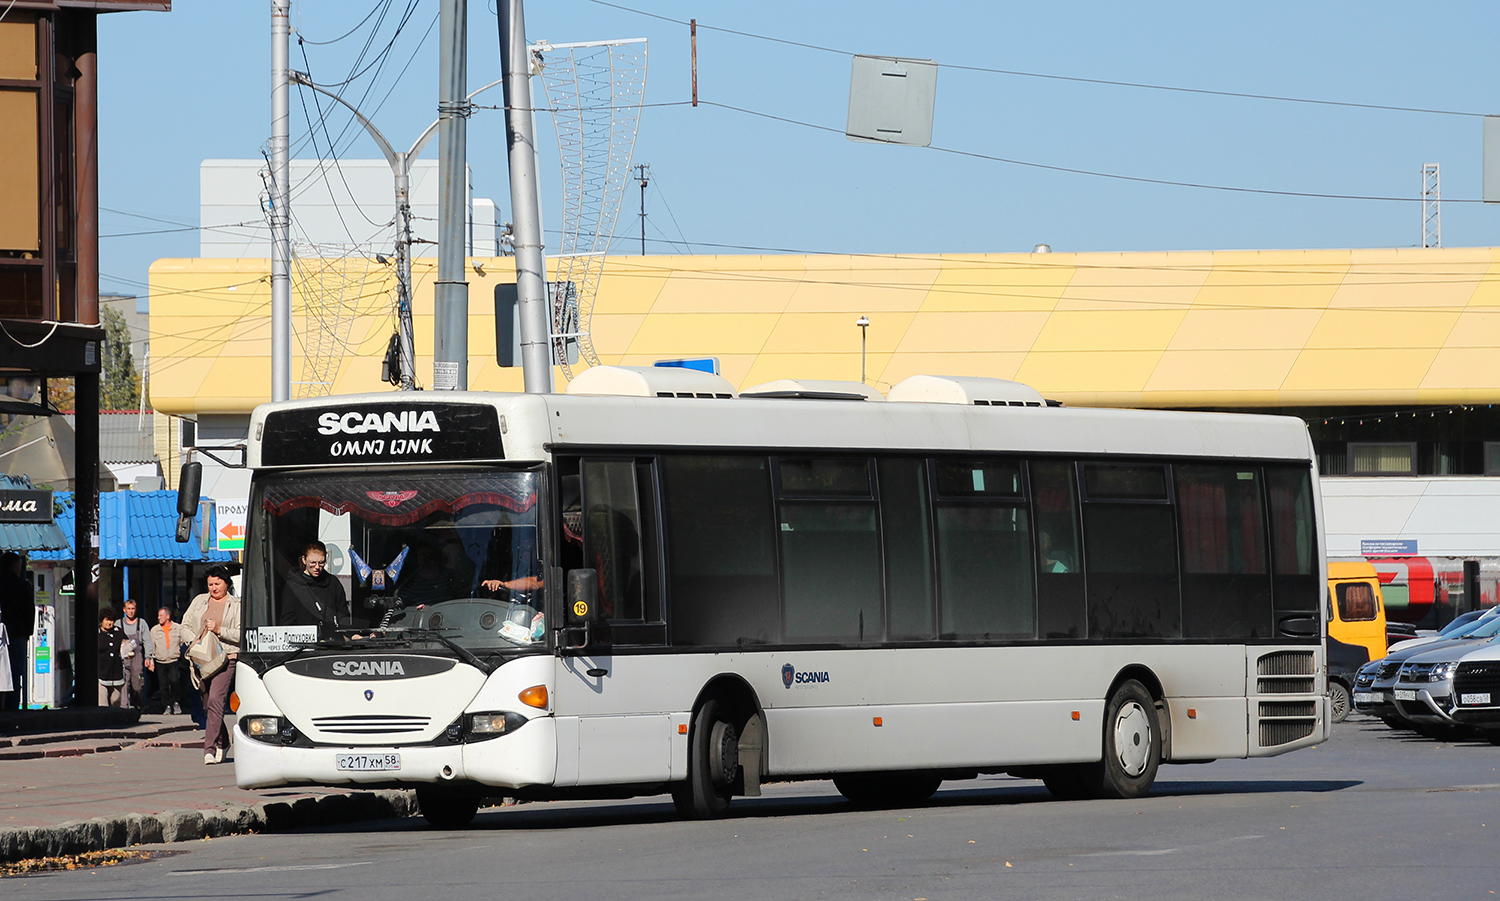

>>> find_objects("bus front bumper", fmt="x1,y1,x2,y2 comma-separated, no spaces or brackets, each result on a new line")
234,716,558,791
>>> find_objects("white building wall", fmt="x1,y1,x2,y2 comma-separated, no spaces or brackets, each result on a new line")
200,159,495,259
1321,476,1500,559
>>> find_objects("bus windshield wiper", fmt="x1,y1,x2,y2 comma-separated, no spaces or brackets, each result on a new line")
379,627,493,674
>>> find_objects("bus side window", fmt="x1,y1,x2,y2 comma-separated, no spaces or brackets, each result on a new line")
660,455,779,648
1267,467,1319,622
879,458,935,641
776,458,882,643
1175,465,1272,639
932,459,1034,640
1081,463,1181,640
582,460,646,622
1032,460,1085,640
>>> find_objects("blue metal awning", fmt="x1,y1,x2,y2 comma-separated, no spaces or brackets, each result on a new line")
29,490,232,563
0,475,68,552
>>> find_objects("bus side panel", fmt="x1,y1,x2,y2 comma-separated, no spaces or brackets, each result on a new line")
1163,697,1249,760
766,700,1105,773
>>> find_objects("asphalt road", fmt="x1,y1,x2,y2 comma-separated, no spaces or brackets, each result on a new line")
6,716,1499,900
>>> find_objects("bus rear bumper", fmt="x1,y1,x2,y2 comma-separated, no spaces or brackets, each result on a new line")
234,717,557,791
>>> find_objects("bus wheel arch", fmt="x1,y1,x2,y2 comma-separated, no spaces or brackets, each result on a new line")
672,676,768,818
1107,665,1171,761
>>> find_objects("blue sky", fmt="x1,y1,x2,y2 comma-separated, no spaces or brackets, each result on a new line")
97,1,1500,297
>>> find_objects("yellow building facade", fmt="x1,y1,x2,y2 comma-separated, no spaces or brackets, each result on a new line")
147,246,1500,416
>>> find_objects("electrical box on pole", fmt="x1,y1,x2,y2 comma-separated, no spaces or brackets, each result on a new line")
1485,116,1500,203
846,55,937,147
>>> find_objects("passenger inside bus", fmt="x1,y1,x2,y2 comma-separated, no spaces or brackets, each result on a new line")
1038,532,1072,573
278,540,350,632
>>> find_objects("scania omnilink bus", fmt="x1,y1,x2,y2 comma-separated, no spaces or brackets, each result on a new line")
227,368,1330,826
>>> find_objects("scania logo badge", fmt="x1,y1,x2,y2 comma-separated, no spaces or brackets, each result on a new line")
782,663,794,689
364,689,374,701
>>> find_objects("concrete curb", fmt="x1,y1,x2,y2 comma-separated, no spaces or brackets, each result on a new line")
0,789,418,863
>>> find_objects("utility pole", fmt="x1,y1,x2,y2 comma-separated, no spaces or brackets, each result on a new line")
270,0,291,402
434,0,469,390
500,0,552,393
637,163,650,255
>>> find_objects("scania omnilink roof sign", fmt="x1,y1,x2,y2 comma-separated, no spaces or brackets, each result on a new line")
260,403,503,466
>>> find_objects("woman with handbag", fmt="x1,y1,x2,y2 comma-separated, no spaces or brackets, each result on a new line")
180,565,240,765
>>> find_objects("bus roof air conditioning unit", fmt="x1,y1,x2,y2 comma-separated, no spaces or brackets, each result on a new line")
740,379,885,402
886,375,1047,407
565,365,737,399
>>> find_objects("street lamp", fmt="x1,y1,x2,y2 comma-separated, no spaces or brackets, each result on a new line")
856,315,870,384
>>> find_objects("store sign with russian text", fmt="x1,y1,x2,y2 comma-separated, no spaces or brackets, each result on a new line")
259,403,504,466
0,489,52,524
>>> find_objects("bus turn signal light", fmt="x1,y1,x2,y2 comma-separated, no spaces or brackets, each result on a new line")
519,685,549,709
229,692,240,713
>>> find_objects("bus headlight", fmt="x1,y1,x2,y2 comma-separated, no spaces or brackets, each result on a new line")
243,716,283,743
466,711,528,740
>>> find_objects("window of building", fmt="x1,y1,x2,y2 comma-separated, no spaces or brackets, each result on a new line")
1348,442,1416,476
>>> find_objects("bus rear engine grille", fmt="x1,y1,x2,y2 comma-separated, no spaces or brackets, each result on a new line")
1258,677,1314,694
312,715,432,735
1257,650,1315,677
1258,701,1317,747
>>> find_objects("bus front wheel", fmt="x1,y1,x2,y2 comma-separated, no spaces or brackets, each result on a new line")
1085,680,1161,800
416,786,479,829
671,698,737,819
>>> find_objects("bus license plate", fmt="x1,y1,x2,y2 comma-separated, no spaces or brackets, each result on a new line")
1354,692,1376,704
1393,689,1417,701
1461,693,1492,706
337,753,400,772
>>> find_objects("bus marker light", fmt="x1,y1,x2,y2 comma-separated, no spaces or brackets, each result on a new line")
519,685,549,709
873,717,883,727
1188,708,1197,719
1071,711,1080,721
678,724,687,734
229,692,240,713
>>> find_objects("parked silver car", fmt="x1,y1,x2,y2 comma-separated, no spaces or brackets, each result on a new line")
1448,641,1500,745
1392,635,1500,740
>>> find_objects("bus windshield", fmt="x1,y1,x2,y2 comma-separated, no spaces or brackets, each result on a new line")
244,467,544,653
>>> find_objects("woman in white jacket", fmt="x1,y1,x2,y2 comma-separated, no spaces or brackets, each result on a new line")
180,565,241,765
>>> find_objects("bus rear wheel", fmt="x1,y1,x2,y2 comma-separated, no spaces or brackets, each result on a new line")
1084,680,1161,800
833,772,941,808
671,698,738,819
416,786,480,829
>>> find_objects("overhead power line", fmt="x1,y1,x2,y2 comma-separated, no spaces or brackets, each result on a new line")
583,0,1485,119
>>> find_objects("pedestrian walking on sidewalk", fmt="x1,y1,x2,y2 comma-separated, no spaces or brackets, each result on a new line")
118,599,154,708
0,552,34,710
150,605,185,714
181,566,240,765
97,608,128,707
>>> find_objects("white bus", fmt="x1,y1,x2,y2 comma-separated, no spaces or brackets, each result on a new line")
228,369,1329,826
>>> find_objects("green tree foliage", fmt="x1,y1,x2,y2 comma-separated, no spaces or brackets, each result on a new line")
100,306,140,411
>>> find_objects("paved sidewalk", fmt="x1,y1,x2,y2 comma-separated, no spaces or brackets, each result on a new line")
0,713,416,861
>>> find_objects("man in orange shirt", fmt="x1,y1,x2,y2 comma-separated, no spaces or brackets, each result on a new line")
149,606,185,715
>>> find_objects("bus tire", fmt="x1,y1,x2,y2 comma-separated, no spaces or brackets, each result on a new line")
1328,682,1351,724
416,786,479,829
676,698,737,819
833,772,941,808
1039,765,1091,801
1085,680,1161,799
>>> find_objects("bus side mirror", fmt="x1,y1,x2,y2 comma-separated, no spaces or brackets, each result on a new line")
175,462,203,543
566,569,600,626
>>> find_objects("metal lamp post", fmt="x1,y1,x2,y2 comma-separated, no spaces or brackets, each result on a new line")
856,315,870,384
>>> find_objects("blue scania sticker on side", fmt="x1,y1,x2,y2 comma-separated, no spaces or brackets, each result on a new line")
781,663,829,689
